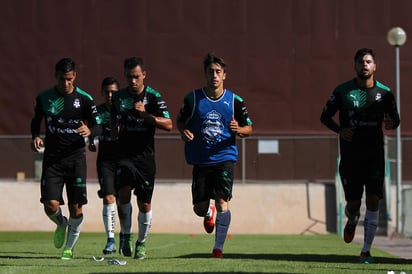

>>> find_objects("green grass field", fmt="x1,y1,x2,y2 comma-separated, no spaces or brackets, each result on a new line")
0,232,410,274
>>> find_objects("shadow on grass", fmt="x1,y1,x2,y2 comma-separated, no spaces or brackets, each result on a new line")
0,251,56,260
178,253,412,264
1,252,410,265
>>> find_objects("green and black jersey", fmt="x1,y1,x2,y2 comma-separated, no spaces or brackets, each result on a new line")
95,103,118,161
111,85,170,157
321,78,400,146
31,86,100,159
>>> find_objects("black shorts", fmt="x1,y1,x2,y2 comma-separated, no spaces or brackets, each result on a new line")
191,161,234,204
40,150,88,205
115,154,156,203
97,159,117,198
339,146,384,201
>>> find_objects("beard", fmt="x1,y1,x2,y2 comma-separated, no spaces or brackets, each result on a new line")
357,71,373,80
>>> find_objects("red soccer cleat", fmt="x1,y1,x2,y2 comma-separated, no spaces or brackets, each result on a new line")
203,204,216,234
343,215,359,243
212,248,223,258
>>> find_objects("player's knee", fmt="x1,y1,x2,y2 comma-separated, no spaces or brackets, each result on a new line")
103,195,116,204
117,187,132,204
215,203,228,213
137,201,151,213
214,197,229,212
365,195,380,211
43,200,60,214
68,204,83,218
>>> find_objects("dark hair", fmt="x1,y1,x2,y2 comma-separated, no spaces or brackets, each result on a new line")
101,77,119,89
354,48,376,62
203,53,227,72
55,58,76,73
124,57,145,71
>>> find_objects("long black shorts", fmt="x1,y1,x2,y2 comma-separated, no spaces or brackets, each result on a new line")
115,153,156,203
40,150,87,205
97,159,117,198
339,146,384,201
191,161,234,204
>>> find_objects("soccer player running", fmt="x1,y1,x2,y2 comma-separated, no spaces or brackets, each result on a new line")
89,77,120,254
111,57,172,259
176,53,253,258
30,58,101,260
320,48,400,263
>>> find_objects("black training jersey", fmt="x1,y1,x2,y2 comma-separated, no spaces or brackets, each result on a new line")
95,103,119,161
321,78,400,146
31,86,99,158
111,85,170,156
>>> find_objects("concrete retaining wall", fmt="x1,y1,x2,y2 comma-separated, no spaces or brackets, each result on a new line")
0,180,340,235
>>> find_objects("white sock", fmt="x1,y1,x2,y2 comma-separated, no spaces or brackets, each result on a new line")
118,202,132,234
103,203,116,239
138,210,152,243
213,210,231,251
64,215,84,250
362,210,379,253
205,205,213,218
48,207,65,227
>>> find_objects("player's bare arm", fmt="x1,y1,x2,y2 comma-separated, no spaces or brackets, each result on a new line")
236,125,253,138
31,136,44,152
339,127,354,142
177,120,194,142
77,121,92,137
230,117,252,137
153,116,172,131
134,101,172,131
321,110,354,141
384,113,394,130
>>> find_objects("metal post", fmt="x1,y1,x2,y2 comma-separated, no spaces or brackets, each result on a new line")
241,138,246,183
395,46,403,233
